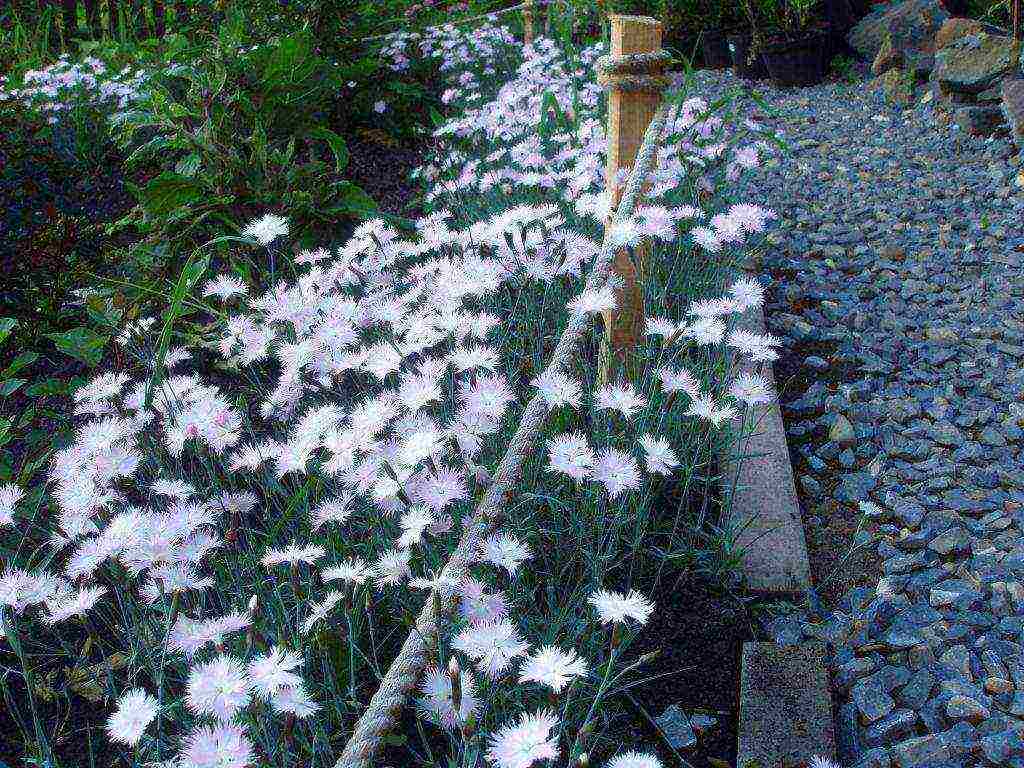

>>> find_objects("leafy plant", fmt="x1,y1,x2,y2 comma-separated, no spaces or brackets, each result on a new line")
112,27,379,252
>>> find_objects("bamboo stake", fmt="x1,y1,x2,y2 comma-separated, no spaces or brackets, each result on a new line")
523,0,534,46
597,14,666,385
1014,0,1022,42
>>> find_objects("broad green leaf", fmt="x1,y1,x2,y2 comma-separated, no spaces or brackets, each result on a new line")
0,318,15,347
429,107,445,127
25,379,69,397
331,181,377,216
310,127,349,173
44,327,109,367
1,352,34,379
0,379,26,397
138,171,206,219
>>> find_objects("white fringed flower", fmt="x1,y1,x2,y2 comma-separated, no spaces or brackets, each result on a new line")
242,213,289,246
485,709,560,768
588,588,654,626
518,646,588,692
106,688,159,746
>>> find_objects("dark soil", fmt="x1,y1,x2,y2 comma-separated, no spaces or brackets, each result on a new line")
766,265,884,611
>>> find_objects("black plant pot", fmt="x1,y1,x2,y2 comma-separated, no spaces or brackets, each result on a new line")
762,30,829,87
700,30,732,70
728,32,768,80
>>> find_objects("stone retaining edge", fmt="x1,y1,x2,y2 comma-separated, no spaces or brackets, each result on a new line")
712,287,837,765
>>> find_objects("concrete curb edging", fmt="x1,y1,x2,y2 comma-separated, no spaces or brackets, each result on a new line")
713,286,837,766
718,301,810,595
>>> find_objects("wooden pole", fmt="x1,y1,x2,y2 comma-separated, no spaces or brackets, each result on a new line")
1013,0,1022,42
598,14,665,385
523,0,534,46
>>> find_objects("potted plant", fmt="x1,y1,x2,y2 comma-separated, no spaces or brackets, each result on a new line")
663,0,706,69
729,1,770,80
698,0,744,69
749,0,830,87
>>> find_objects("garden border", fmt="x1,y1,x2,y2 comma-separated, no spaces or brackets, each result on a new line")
713,265,838,766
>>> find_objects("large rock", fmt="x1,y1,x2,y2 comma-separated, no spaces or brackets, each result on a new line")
935,33,1022,96
1004,78,1024,148
954,105,1007,136
934,17,1002,50
848,0,950,61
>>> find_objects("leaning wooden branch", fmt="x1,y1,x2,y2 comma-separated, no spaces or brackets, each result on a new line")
333,100,672,768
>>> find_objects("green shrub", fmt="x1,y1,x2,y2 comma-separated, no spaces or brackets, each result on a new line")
111,27,382,255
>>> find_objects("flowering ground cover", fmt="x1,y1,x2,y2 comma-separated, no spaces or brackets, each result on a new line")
0,6,789,768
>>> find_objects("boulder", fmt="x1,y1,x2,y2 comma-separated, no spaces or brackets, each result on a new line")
1003,78,1024,148
934,17,1002,50
878,66,919,104
935,33,1022,96
954,105,1007,136
848,0,950,61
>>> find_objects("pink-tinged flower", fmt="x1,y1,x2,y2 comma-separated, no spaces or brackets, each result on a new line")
42,584,106,624
594,382,647,418
247,647,303,701
592,448,642,499
485,709,560,768
682,316,726,346
807,757,840,768
459,578,509,625
545,432,594,482
639,434,679,476
567,285,615,316
636,205,677,242
185,655,251,721
533,370,582,410
685,394,739,428
203,274,248,301
261,543,326,569
372,548,412,587
690,226,722,253
242,213,288,246
453,619,530,679
645,317,680,340
656,366,702,398
106,687,158,746
322,557,370,585
728,202,775,233
269,683,318,718
418,664,480,730
519,646,588,693
728,372,773,407
0,484,24,528
480,532,531,577
588,588,654,626
178,722,254,768
728,276,765,311
301,590,345,635
607,752,663,768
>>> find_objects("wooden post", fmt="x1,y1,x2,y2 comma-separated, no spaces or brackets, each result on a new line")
1014,0,1022,42
598,15,665,385
523,0,535,46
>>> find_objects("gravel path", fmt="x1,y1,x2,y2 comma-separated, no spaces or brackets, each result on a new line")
692,67,1024,767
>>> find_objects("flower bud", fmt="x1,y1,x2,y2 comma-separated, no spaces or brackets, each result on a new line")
248,593,258,615
447,656,462,716
577,754,590,768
